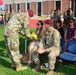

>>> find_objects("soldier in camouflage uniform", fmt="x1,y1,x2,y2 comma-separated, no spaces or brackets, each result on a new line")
4,9,33,71
31,19,61,75
52,10,61,28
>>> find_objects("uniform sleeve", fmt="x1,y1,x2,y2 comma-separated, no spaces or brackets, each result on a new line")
46,31,61,52
19,30,25,36
23,18,32,39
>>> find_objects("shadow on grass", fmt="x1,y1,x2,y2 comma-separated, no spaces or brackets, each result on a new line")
19,37,31,54
37,54,76,75
0,57,11,68
0,40,8,57
55,61,76,75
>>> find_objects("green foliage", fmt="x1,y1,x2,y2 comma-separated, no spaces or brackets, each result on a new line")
0,25,76,75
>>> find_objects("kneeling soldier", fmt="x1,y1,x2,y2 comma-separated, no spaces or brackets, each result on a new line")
31,19,61,75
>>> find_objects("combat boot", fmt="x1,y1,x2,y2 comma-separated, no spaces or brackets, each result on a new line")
11,63,15,68
32,64,41,72
16,64,27,71
45,70,54,75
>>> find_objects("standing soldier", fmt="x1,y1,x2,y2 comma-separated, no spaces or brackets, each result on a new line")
31,19,61,75
52,10,61,28
4,9,34,71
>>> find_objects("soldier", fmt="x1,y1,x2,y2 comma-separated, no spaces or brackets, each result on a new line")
31,19,61,75
4,9,33,71
52,10,61,28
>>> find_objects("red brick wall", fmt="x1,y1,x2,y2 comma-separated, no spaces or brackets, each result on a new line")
12,4,16,12
30,2,36,14
21,3,25,12
42,1,48,15
47,1,54,15
62,0,70,14
42,1,54,15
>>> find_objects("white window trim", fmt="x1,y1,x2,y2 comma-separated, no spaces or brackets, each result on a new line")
36,2,37,16
26,2,31,11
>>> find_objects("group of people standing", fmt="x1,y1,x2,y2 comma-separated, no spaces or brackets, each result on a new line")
3,8,76,75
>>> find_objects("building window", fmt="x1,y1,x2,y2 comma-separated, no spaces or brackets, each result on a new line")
56,1,61,10
9,4,12,12
37,2,41,16
27,3,30,10
17,3,20,12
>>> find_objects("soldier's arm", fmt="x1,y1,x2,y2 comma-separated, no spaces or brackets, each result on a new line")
46,31,61,52
23,18,32,40
19,30,25,36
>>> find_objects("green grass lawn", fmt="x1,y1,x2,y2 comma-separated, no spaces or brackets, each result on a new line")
0,25,76,75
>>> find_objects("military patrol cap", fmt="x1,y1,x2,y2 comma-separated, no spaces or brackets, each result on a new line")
44,19,53,25
28,9,34,17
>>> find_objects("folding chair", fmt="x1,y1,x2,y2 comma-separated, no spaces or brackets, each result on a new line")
59,40,76,61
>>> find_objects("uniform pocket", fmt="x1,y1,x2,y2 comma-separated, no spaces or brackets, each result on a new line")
10,43,15,50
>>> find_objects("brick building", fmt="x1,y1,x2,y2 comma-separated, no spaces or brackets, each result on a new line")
4,0,76,17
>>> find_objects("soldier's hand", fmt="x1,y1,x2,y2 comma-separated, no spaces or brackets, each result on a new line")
37,48,46,54
25,37,32,40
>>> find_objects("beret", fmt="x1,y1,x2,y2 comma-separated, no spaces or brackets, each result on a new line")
28,9,33,17
44,19,53,25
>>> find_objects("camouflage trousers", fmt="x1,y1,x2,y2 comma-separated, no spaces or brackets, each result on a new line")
4,35,21,65
31,45,60,70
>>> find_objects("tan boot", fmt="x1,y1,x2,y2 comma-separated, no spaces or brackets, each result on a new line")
45,70,54,75
16,64,27,71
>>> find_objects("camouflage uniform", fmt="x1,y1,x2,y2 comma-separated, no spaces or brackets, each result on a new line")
4,13,32,66
4,12,9,25
31,28,61,70
9,12,15,20
52,12,61,28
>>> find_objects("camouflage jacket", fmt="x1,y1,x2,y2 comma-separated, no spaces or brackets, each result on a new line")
4,13,32,39
4,12,9,21
9,12,15,19
39,28,61,52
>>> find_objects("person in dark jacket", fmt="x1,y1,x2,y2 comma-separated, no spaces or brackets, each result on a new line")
56,20,64,39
